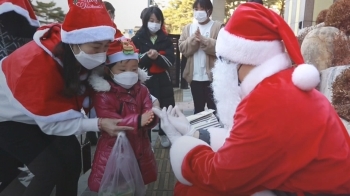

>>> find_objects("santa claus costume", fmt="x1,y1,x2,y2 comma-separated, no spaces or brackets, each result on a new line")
166,3,350,196
0,0,115,195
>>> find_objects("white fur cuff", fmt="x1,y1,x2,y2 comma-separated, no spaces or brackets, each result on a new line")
207,127,229,152
170,136,209,185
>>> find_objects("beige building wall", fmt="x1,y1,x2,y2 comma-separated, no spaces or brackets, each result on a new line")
284,0,335,35
312,0,333,25
212,0,226,22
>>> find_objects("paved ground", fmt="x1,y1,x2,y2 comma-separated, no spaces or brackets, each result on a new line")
79,88,194,196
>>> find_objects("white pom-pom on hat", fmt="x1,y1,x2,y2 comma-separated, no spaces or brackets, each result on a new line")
292,64,320,91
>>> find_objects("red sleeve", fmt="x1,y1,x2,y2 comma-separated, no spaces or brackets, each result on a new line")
93,92,139,131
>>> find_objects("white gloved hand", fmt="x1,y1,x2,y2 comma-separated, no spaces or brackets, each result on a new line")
152,107,182,144
166,106,194,136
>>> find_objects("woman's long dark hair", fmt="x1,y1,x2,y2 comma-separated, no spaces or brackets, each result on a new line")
53,42,82,98
141,6,165,36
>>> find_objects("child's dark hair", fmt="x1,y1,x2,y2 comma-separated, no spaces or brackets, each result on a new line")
192,0,213,11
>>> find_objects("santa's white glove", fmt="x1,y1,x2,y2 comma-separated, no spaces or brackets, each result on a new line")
166,106,195,136
152,107,181,144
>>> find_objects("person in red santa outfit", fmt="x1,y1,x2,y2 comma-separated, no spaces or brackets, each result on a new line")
0,0,40,193
0,0,134,195
153,3,350,196
0,0,39,59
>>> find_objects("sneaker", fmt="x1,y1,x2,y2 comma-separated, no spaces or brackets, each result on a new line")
159,135,170,148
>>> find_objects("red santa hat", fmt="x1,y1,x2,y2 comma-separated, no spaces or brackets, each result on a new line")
216,3,320,91
61,0,115,44
0,0,39,27
106,38,139,65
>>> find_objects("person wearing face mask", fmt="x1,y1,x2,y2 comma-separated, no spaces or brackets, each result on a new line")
0,0,135,195
131,6,175,148
88,39,158,192
179,0,223,115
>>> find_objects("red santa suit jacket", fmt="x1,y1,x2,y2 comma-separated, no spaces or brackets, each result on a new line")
170,54,350,195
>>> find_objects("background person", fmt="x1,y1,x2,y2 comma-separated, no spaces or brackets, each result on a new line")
179,0,223,114
132,7,175,148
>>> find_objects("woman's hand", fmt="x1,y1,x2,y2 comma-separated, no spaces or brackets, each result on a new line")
147,49,159,60
100,118,133,137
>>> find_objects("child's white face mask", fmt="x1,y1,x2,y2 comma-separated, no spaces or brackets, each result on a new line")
111,71,138,89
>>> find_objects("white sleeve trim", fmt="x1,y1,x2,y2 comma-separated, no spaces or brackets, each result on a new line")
170,136,209,186
207,127,229,152
36,118,99,136
151,95,157,103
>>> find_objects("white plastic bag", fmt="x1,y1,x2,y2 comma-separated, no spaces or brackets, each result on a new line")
98,132,146,196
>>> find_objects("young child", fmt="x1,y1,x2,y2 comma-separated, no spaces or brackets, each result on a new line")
87,38,158,192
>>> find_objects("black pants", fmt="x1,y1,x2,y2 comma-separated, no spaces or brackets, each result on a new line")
0,121,81,196
190,81,216,114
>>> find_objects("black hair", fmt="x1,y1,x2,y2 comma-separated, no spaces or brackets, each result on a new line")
192,0,213,11
140,7,149,19
141,7,165,35
103,1,115,14
53,42,84,98
247,0,264,5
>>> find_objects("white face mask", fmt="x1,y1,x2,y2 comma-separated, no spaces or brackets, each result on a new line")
194,10,208,23
111,71,138,89
148,22,161,33
71,45,106,70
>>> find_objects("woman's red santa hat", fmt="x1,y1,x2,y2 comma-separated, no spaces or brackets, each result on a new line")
0,0,39,27
61,0,115,44
216,3,320,91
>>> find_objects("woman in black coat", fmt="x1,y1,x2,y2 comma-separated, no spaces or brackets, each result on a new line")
132,7,175,148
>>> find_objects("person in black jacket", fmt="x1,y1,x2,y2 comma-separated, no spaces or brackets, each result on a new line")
132,7,175,148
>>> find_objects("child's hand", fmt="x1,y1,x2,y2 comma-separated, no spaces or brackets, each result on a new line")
141,110,154,127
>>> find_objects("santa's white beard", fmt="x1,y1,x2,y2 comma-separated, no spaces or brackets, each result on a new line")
212,60,242,131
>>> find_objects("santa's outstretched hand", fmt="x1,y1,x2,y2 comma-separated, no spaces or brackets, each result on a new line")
166,106,195,136
152,107,182,144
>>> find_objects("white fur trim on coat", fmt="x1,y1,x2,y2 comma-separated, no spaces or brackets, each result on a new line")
207,127,228,152
61,26,115,44
170,136,209,186
252,190,277,196
216,29,284,66
0,2,39,27
33,28,63,66
240,53,291,97
88,67,150,92
108,52,139,64
292,64,320,91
